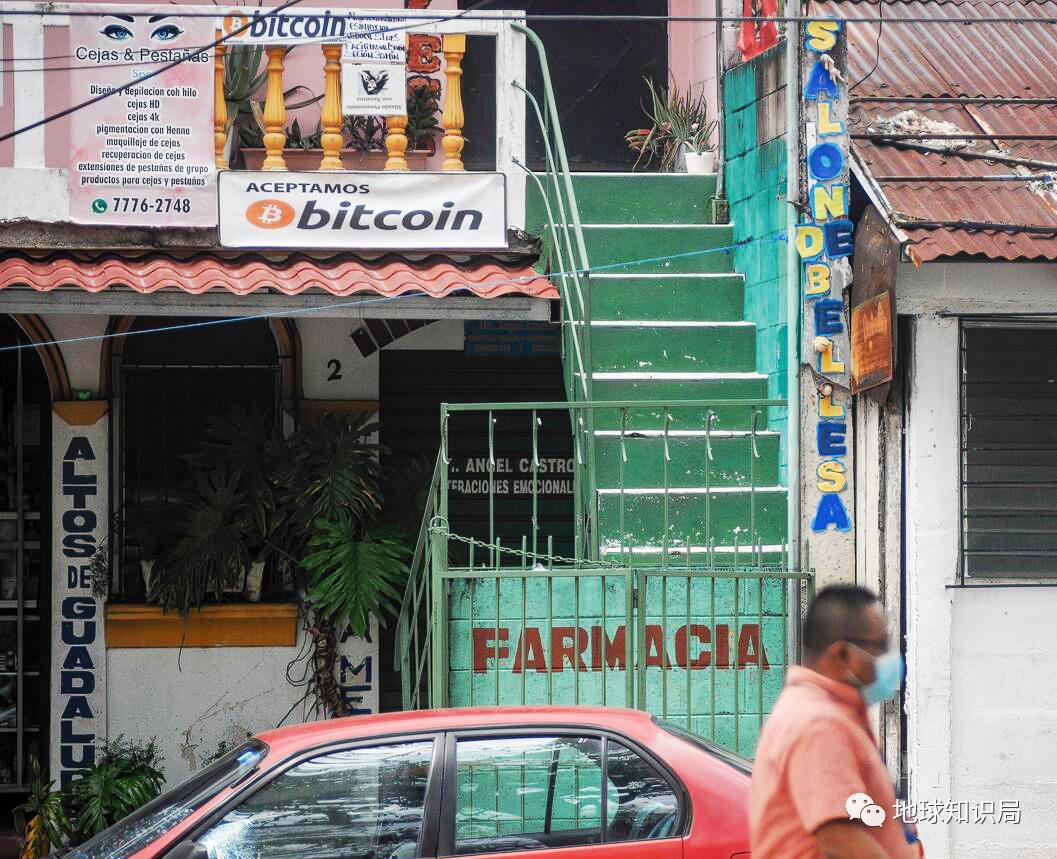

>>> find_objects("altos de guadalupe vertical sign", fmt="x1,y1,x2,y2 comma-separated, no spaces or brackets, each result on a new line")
68,5,216,226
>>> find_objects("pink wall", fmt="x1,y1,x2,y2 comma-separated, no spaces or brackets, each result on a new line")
0,1,459,169
667,0,720,144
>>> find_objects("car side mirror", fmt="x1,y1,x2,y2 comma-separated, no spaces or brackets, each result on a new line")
166,841,208,859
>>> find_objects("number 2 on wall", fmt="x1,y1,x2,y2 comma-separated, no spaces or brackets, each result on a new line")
327,359,342,381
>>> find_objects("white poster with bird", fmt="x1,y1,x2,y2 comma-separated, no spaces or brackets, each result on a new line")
342,62,405,115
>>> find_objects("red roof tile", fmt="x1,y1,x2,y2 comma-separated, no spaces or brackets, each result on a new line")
0,252,558,299
814,0,1057,261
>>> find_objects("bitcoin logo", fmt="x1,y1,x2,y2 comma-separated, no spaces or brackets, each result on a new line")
223,12,249,37
245,199,295,229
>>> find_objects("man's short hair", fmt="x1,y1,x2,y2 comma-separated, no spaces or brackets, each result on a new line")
802,585,879,656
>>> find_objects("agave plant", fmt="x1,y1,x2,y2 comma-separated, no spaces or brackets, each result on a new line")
626,78,717,172
223,43,323,150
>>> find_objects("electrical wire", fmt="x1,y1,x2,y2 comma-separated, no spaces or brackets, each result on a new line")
849,0,883,92
0,230,788,354
0,10,1055,24
0,0,498,143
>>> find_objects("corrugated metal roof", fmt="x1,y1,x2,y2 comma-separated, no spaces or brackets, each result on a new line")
813,0,1057,261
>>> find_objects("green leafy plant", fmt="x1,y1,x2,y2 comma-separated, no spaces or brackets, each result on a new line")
284,117,323,151
14,759,69,859
150,469,250,614
626,78,717,171
343,114,387,154
223,43,323,150
304,520,409,636
405,83,441,153
64,737,164,844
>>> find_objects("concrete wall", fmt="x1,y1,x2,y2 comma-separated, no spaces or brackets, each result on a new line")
897,266,1057,858
668,0,719,140
721,43,788,468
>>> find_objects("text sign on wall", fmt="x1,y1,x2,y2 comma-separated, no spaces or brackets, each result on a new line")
222,7,406,54
68,5,216,227
219,172,508,250
337,618,379,715
50,408,108,789
796,20,853,534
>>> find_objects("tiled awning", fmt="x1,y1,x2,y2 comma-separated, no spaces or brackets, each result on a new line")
0,251,558,300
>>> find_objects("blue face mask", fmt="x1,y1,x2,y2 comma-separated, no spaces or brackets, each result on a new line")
859,648,904,706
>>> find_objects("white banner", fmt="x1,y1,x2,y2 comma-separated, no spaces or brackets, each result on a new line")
68,4,216,227
342,63,405,115
219,171,507,250
50,406,108,789
222,7,407,57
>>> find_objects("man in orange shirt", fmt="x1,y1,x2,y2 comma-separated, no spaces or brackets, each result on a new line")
749,586,921,859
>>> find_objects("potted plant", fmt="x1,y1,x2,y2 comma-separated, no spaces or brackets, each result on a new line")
238,84,440,171
122,499,183,597
626,78,718,173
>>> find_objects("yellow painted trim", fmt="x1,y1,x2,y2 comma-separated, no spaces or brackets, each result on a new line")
106,603,298,648
53,401,109,426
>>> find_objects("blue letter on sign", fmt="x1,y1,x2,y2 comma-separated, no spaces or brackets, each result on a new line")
807,142,845,181
818,421,847,456
814,299,844,336
824,220,855,258
803,59,840,100
811,493,852,532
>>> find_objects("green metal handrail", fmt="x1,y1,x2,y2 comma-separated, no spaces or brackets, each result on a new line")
510,23,599,561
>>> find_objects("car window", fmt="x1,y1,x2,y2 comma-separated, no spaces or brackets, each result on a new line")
604,741,680,842
198,740,434,859
453,736,605,855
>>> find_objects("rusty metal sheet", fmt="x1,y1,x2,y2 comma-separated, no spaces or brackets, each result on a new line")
814,0,1057,261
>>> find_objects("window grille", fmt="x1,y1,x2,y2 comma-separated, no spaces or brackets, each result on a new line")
961,321,1057,579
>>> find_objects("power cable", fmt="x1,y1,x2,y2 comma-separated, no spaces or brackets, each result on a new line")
0,0,497,144
0,230,787,354
849,0,883,92
0,0,309,146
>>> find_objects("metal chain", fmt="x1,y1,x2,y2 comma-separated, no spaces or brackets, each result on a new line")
428,519,621,568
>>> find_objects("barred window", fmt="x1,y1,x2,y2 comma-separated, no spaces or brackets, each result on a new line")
962,322,1057,579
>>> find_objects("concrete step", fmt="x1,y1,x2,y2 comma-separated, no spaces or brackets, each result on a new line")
527,173,720,230
591,322,757,374
595,431,781,489
590,273,746,323
597,487,788,549
583,224,736,275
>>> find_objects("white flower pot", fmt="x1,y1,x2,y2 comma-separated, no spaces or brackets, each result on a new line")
140,559,154,596
683,151,716,174
245,561,266,603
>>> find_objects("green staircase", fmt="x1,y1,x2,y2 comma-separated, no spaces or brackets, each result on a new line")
534,172,787,566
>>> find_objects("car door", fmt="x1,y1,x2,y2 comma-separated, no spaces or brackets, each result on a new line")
439,729,684,859
171,735,442,859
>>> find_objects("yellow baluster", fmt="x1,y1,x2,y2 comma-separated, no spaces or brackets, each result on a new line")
441,34,466,171
320,44,344,170
384,37,410,171
262,46,287,171
385,114,409,171
214,30,228,169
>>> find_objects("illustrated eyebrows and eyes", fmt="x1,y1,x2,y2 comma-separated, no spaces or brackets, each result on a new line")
99,15,135,40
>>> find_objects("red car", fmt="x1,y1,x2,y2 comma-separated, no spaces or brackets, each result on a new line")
66,707,751,859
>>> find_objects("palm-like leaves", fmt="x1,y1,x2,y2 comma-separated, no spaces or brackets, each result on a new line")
16,759,68,859
304,519,409,636
150,469,249,613
66,738,164,841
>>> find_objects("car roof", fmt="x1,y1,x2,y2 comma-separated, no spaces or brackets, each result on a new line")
256,706,657,756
